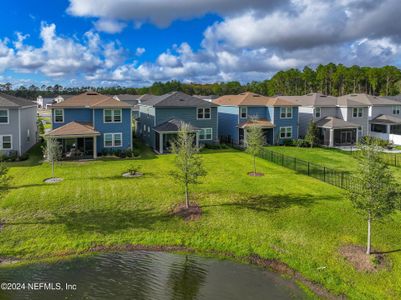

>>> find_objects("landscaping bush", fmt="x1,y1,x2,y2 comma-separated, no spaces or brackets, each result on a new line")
359,136,390,148
294,139,310,148
281,139,294,146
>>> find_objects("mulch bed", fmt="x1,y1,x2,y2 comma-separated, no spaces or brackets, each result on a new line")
44,177,64,184
247,172,264,177
171,202,202,221
339,245,389,272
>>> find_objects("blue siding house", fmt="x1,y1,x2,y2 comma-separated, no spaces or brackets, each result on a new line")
136,92,219,153
214,92,299,145
46,92,132,159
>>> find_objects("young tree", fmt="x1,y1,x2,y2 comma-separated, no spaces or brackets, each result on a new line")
304,121,320,148
245,122,264,175
43,137,62,178
170,122,206,209
348,143,399,255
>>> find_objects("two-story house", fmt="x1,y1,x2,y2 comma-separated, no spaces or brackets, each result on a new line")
0,93,37,156
46,91,132,159
214,92,299,145
136,91,219,154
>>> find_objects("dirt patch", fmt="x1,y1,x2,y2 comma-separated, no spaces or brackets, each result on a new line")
171,202,202,221
0,256,19,265
122,172,143,178
247,172,264,177
44,177,64,184
339,245,389,272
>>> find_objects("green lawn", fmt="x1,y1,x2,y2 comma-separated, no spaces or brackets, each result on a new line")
0,145,400,299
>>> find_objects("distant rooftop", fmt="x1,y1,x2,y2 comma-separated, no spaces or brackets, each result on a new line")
0,93,36,108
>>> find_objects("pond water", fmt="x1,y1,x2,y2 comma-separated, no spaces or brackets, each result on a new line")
0,251,307,300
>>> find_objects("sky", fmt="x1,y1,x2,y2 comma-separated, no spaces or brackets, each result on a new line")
0,0,401,87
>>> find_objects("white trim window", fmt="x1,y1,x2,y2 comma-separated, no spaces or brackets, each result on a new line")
393,105,401,115
199,128,213,140
54,109,64,123
280,107,293,119
197,108,211,120
0,135,12,150
104,133,123,147
314,107,321,118
240,107,247,119
280,127,292,139
104,109,122,123
0,110,9,124
352,107,363,118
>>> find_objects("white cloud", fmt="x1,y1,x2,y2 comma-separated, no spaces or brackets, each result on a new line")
94,19,126,34
135,47,145,56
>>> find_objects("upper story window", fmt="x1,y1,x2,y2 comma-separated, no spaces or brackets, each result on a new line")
104,109,122,123
197,108,211,120
240,107,247,119
0,135,12,150
0,110,9,124
280,107,293,119
54,109,64,123
314,107,321,118
352,107,363,118
393,105,401,115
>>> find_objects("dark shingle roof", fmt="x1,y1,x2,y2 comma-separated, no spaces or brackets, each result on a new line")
316,116,359,129
153,118,200,132
370,114,401,125
0,93,36,107
144,92,218,108
52,91,131,108
114,94,141,101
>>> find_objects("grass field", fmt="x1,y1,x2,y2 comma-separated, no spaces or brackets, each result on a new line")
0,144,400,299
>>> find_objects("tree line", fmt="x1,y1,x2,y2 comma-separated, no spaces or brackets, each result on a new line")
1,63,401,99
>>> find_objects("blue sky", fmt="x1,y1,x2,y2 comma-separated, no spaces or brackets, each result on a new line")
0,0,401,87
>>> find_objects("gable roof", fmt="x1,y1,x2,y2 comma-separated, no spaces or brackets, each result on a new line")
316,116,359,129
337,94,399,107
279,93,338,107
51,91,131,109
153,118,200,132
214,92,297,107
0,93,36,108
238,119,275,129
371,114,401,125
114,94,141,101
46,121,100,137
143,91,218,108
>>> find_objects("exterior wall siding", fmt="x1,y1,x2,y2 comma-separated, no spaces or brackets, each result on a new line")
52,108,93,129
217,106,239,143
0,109,20,155
347,107,369,137
19,106,37,154
273,107,299,144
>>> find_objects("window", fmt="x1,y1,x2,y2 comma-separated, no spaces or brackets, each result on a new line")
199,128,213,140
280,127,292,139
0,135,12,150
197,108,211,120
104,109,122,123
314,107,321,118
391,125,401,135
104,133,123,147
0,110,8,124
352,107,363,118
371,124,387,133
54,109,64,123
280,107,293,119
393,106,401,115
240,107,247,119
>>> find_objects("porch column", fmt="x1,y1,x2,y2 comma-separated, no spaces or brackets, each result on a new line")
196,132,199,148
93,136,97,159
159,133,164,154
387,124,391,134
355,128,359,142
329,129,334,147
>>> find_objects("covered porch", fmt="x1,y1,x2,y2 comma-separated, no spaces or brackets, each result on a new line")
370,114,401,145
45,121,100,159
153,119,199,154
238,119,275,146
316,116,359,147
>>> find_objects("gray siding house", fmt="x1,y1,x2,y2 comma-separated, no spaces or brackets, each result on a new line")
136,92,219,153
0,93,37,156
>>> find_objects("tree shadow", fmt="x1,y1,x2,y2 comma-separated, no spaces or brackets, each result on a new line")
204,193,339,213
372,249,401,254
5,208,169,234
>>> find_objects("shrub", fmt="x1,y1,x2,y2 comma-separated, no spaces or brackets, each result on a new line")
127,164,141,175
359,136,390,148
282,139,294,146
294,139,310,147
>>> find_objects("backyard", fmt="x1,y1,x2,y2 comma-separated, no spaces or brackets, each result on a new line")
0,144,400,299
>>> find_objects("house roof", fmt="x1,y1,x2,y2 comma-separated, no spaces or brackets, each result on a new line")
46,121,100,137
279,93,338,107
0,93,36,107
315,116,360,129
114,94,141,101
153,118,200,132
238,119,275,129
144,91,218,108
370,114,401,125
384,95,401,102
57,94,75,100
214,92,298,107
337,94,399,107
51,91,131,109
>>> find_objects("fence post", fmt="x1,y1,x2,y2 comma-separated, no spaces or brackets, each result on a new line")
341,172,344,189
294,157,297,171
307,162,310,176
323,167,326,182
270,151,273,162
395,154,397,167
282,154,284,166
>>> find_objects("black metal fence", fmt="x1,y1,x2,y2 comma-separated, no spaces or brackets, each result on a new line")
258,148,361,191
